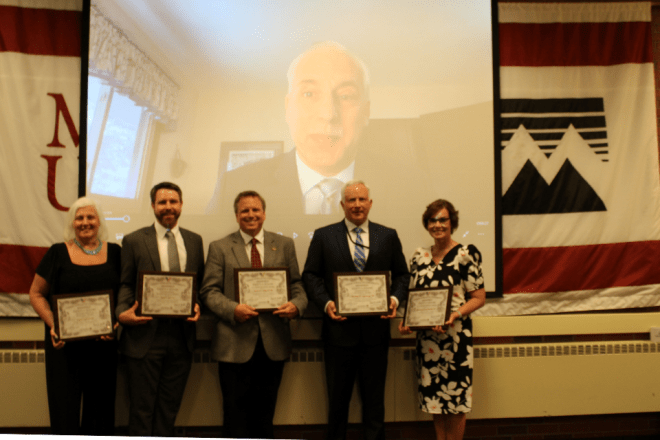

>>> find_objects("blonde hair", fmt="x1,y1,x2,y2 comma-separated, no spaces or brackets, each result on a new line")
63,197,108,241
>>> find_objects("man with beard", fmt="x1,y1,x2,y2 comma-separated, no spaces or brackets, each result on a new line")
303,180,409,440
116,181,204,436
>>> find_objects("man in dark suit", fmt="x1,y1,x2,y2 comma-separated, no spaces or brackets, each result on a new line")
200,190,307,439
116,181,204,437
303,180,410,440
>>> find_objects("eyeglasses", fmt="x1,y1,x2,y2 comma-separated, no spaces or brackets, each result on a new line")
428,217,450,225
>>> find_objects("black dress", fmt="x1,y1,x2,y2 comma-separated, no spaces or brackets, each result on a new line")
409,244,484,414
36,242,121,435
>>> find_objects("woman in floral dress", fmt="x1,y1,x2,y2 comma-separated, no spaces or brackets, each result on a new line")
399,199,485,440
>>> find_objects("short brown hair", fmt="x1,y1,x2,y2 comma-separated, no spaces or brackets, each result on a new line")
233,190,266,214
422,199,459,233
150,182,182,204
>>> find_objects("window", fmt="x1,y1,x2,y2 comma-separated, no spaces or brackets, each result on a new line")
86,76,153,201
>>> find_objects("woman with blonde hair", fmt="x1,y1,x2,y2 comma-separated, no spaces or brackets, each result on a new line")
29,197,120,435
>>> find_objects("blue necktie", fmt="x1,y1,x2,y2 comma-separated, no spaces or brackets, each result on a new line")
353,227,366,272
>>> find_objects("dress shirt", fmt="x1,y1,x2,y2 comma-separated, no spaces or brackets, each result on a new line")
239,228,265,263
154,222,187,271
296,151,354,214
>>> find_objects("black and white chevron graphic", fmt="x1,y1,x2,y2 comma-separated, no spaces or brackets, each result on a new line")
500,98,608,215
501,98,609,161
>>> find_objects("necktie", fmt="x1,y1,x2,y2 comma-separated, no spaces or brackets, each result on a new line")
353,227,366,272
319,178,343,214
251,238,262,268
166,230,181,272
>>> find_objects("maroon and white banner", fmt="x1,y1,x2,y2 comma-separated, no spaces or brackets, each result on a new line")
477,1,660,316
0,0,81,316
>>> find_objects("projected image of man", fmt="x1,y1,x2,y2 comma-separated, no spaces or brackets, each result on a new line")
285,41,370,213
208,41,376,216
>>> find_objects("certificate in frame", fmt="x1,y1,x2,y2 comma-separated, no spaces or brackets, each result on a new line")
333,271,391,316
234,267,291,312
138,271,197,318
52,290,115,342
403,286,453,330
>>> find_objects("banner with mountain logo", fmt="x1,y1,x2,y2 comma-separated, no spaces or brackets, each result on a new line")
478,1,660,316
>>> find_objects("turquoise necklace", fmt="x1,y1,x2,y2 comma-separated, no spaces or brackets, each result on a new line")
73,238,102,255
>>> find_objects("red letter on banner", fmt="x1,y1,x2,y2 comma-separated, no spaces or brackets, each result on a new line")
47,93,79,148
40,155,69,211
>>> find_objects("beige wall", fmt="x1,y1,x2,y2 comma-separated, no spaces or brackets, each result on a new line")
2,311,659,427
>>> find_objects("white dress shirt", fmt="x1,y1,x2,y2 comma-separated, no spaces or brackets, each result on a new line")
296,151,354,214
239,228,265,263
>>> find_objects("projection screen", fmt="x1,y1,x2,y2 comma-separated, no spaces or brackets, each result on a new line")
86,0,500,305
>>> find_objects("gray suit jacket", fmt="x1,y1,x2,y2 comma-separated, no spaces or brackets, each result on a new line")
116,224,205,358
199,230,307,363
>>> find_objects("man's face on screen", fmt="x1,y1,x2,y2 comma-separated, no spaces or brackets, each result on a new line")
286,47,370,176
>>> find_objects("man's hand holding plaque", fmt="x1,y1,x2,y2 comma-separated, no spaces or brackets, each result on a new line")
234,267,291,312
333,271,391,317
137,271,197,318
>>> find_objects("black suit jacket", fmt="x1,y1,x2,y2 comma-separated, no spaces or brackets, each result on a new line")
116,225,205,358
302,220,410,347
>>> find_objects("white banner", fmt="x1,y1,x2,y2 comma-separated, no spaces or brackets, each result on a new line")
0,0,81,316
478,1,660,316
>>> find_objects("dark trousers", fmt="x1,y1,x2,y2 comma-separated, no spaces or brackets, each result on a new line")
324,342,389,440
44,328,118,435
217,334,285,439
125,320,192,437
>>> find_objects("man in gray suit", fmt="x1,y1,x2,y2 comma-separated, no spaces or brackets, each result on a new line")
116,182,204,437
200,190,307,439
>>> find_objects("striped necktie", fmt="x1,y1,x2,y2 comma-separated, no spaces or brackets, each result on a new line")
353,227,366,272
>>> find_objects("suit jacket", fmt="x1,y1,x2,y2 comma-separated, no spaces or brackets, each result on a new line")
302,220,410,347
116,225,205,359
199,230,307,363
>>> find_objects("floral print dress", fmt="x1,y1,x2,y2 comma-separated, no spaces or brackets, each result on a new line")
410,244,484,414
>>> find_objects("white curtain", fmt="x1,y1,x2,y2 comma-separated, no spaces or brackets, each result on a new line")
89,5,179,123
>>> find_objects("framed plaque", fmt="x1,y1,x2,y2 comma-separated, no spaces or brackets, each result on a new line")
334,271,390,316
234,267,291,312
138,271,197,318
403,286,453,330
52,290,115,342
